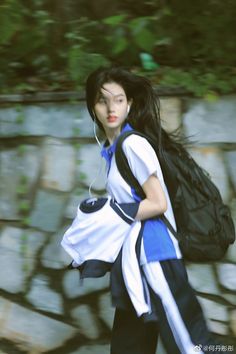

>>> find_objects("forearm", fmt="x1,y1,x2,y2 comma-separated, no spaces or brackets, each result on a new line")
135,198,167,221
117,175,168,222
134,174,168,221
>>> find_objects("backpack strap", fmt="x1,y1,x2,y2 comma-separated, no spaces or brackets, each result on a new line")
161,215,180,242
115,131,181,242
115,131,146,200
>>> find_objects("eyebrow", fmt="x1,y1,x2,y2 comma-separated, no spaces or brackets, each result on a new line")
100,87,125,98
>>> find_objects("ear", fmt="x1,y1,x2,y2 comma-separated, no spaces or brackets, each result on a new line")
127,99,133,113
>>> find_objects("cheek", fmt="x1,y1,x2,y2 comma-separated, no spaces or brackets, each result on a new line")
121,105,128,116
94,106,105,118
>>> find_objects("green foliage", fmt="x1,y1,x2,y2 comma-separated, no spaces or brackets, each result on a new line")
140,53,159,71
20,231,30,274
75,187,85,196
72,126,81,136
0,0,23,45
0,0,236,96
17,173,30,218
102,14,127,26
16,112,26,124
129,17,156,52
157,67,236,97
74,143,81,150
17,143,27,155
79,172,87,181
19,200,30,212
20,232,28,254
67,45,109,85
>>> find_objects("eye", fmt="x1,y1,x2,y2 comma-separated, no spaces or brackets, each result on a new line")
98,97,106,104
115,98,124,104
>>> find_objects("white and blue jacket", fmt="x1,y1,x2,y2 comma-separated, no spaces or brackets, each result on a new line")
101,123,182,264
61,197,151,316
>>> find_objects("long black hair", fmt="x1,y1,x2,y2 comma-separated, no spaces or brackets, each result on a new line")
86,66,164,150
86,66,184,155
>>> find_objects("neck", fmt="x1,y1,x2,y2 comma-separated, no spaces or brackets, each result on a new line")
105,127,121,145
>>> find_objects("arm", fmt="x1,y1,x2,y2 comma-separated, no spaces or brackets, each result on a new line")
135,174,167,221
120,135,167,220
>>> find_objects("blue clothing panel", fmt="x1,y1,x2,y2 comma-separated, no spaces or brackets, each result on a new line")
143,219,177,262
101,123,133,172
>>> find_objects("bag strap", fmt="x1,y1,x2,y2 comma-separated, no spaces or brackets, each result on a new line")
115,131,181,242
115,131,146,200
161,214,180,241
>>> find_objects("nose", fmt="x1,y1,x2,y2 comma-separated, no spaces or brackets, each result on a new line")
107,100,115,113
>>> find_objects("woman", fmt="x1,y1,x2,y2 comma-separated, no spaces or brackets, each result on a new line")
85,67,219,354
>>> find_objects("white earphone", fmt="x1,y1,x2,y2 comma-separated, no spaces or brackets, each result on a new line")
127,105,130,114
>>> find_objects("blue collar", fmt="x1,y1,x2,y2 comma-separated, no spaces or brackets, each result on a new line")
101,123,133,165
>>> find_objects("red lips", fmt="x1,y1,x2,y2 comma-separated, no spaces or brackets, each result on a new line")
107,115,118,123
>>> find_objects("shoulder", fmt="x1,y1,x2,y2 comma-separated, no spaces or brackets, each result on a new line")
118,132,163,184
122,133,156,158
122,133,153,151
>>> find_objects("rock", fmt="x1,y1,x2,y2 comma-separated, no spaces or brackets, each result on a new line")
225,239,236,263
223,199,236,262
197,297,228,323
188,147,230,202
27,274,63,315
71,344,110,354
160,97,182,132
0,227,46,293
77,144,106,191
99,293,114,329
72,305,100,339
200,297,228,322
62,269,82,298
0,103,94,138
0,150,20,220
156,339,168,354
0,250,27,294
0,296,77,352
224,199,236,262
29,189,68,232
41,138,76,192
225,152,236,191
0,145,42,220
64,189,88,219
70,341,167,354
42,226,72,269
186,263,220,295
0,106,24,136
217,263,236,291
63,273,110,299
229,309,236,336
223,294,236,306
206,320,228,336
183,96,236,144
74,104,94,138
17,144,42,188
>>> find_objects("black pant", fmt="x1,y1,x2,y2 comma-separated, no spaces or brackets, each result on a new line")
111,307,158,354
110,259,218,354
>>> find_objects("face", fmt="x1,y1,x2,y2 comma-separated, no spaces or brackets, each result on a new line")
94,82,131,140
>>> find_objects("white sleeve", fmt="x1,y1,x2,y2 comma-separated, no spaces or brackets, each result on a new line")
122,135,164,186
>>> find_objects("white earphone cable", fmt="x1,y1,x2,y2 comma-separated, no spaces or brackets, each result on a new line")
88,119,103,197
88,157,104,198
93,118,102,148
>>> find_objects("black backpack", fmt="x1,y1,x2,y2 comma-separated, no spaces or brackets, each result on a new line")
115,130,235,262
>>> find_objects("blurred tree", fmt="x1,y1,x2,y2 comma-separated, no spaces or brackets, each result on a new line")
78,0,119,19
0,0,235,95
